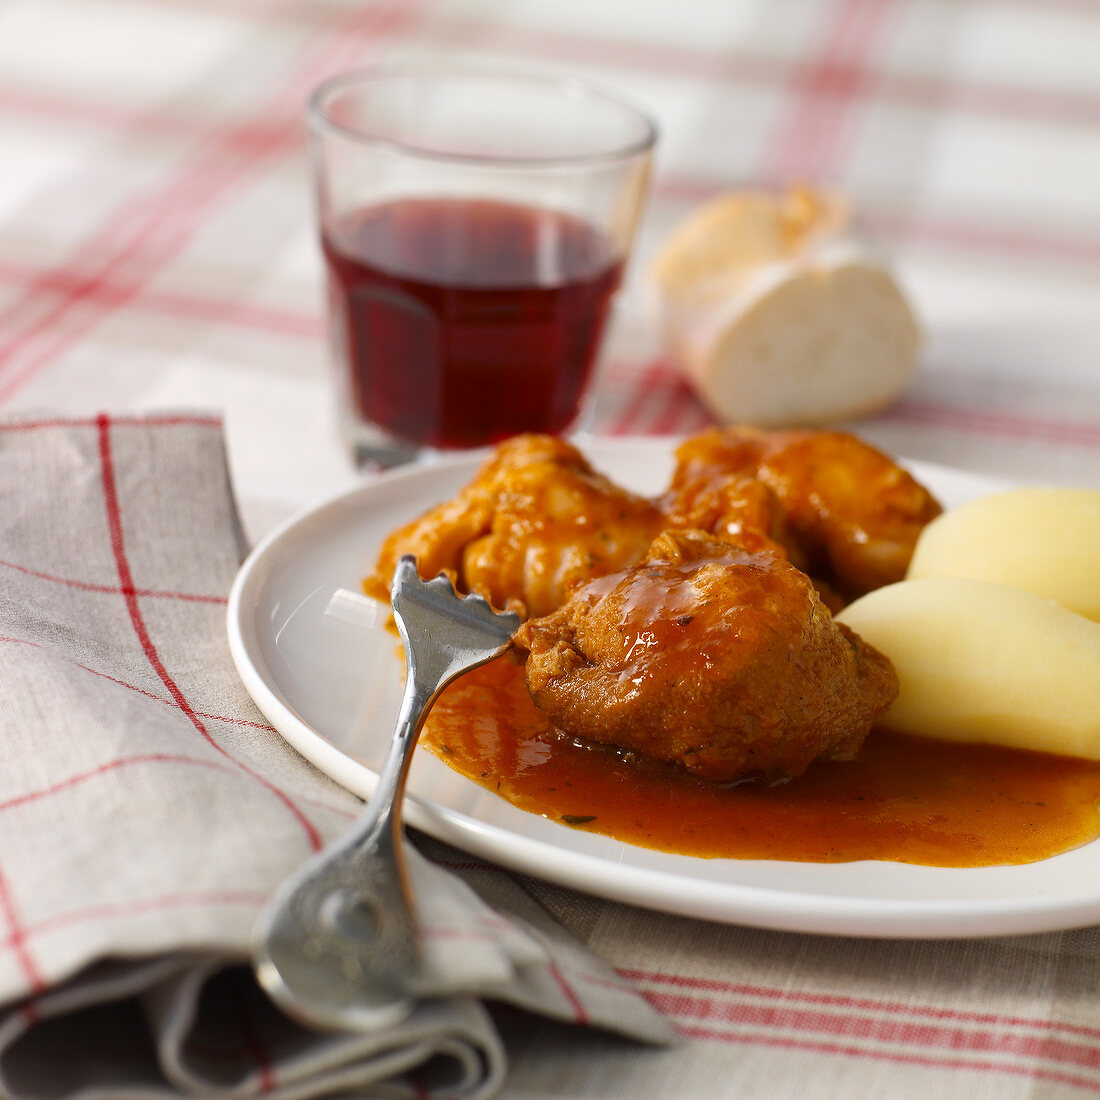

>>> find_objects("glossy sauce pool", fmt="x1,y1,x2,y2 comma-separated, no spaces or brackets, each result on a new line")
420,656,1100,866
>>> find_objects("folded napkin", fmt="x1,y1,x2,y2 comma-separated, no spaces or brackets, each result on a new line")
0,412,672,1100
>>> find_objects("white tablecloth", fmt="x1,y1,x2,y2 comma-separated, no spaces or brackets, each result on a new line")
1,1,1099,1097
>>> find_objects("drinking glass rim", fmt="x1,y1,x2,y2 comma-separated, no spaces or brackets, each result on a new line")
307,64,659,168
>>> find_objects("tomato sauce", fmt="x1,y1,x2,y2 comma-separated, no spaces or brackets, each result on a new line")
419,655,1100,866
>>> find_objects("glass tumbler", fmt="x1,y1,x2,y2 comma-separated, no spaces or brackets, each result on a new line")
308,66,657,467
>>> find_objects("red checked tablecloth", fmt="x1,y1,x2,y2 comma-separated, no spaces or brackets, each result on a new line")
0,2,1098,1098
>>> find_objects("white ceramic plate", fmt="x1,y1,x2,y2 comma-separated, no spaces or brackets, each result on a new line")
227,437,1100,939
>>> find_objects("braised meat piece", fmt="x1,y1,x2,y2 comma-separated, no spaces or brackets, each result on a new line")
514,530,898,782
364,434,664,619
665,426,942,601
365,426,941,625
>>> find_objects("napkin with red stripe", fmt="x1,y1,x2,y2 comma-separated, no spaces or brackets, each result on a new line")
0,412,672,1100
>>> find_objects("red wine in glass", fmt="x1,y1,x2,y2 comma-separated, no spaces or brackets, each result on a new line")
322,197,623,451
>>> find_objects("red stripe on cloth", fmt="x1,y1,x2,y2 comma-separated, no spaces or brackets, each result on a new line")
0,555,226,603
424,849,593,1025
0,80,254,139
130,287,322,339
420,923,516,944
759,0,894,186
95,413,322,851
655,176,1100,267
872,71,1100,129
431,15,793,88
0,0,382,387
0,152,294,404
620,970,1100,1042
884,397,1100,447
0,633,172,709
601,358,713,437
0,414,222,432
0,260,322,339
647,375,712,436
0,755,239,815
197,712,279,733
0,209,1095,353
604,357,1100,448
546,961,590,1027
677,1023,1100,1094
604,360,684,435
0,0,428,405
0,634,277,734
863,210,1100,269
11,891,270,945
4,11,1099,136
0,863,45,994
645,991,1100,1072
426,12,1100,131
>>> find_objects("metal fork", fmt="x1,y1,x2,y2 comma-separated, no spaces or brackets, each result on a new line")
253,555,520,1031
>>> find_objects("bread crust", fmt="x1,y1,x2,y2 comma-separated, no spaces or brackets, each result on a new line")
651,188,921,426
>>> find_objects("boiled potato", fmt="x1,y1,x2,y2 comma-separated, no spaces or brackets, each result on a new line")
837,577,1100,758
907,488,1100,621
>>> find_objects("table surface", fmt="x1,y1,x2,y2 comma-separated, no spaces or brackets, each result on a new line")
1,1,1099,1097
0,0,1096,544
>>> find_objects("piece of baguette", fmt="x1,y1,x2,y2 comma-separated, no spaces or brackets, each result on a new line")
651,186,921,427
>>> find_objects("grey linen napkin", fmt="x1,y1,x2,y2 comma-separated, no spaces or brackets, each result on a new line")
0,413,672,1099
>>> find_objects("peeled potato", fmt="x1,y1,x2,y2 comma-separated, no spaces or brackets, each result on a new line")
907,488,1100,622
837,577,1100,758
